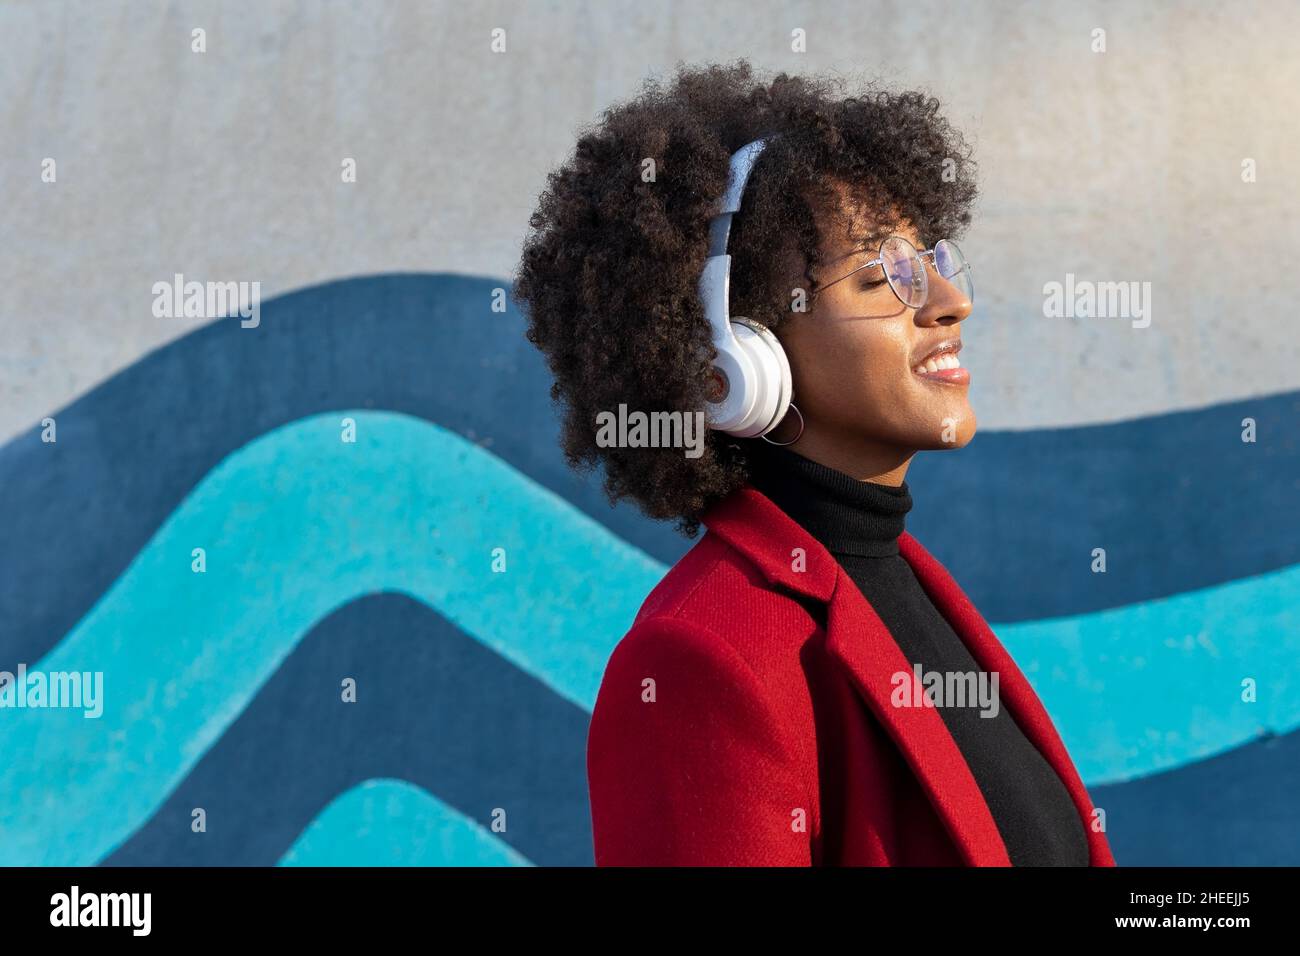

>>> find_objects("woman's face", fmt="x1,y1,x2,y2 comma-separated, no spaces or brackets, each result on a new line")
769,185,976,478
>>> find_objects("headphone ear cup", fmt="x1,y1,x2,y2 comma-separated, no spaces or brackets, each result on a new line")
747,321,792,436
704,335,759,434
731,319,792,437
725,322,780,437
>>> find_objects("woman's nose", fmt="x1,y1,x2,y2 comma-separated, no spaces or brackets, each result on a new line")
918,261,972,324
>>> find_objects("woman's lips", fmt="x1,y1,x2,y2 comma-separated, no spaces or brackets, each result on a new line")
916,366,970,385
912,351,970,385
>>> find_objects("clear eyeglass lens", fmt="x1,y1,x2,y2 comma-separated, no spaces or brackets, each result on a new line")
880,235,926,309
934,238,973,302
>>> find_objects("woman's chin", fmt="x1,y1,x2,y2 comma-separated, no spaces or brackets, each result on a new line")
920,408,976,449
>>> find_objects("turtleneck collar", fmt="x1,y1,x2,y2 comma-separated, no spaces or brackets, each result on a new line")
746,443,912,558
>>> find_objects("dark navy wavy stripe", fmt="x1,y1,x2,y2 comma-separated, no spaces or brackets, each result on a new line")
1091,727,1300,865
903,390,1300,621
0,273,690,670
101,593,593,867
3,274,1299,673
93,589,1300,867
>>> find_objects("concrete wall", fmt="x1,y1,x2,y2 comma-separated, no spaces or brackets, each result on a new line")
2,0,1298,866
4,0,1298,440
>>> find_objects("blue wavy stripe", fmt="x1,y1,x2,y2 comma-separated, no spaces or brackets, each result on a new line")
905,388,1300,621
101,579,1300,866
0,411,659,866
996,562,1300,785
1093,726,1300,865
3,276,1299,679
3,409,1299,867
278,780,533,866
97,577,1300,867
0,274,691,673
103,593,590,867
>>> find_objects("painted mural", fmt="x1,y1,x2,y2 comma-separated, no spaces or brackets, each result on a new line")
2,274,1297,866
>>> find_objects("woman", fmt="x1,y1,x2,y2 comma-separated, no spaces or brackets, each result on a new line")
514,61,1115,866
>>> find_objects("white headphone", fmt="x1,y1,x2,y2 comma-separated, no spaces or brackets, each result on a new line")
698,136,795,439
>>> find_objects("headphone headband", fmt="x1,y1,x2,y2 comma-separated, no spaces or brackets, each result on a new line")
698,134,793,439
705,136,773,257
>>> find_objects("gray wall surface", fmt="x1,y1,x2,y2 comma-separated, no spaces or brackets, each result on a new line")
3,0,1297,440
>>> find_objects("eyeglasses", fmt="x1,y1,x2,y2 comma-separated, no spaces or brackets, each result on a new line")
821,236,973,310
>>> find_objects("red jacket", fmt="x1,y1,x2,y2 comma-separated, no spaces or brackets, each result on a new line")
587,485,1117,866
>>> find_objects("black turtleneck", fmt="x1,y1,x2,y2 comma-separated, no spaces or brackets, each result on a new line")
748,443,1090,867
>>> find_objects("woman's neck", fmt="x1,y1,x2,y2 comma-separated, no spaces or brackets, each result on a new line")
782,429,914,486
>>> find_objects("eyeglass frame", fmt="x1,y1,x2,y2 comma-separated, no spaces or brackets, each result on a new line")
818,235,974,309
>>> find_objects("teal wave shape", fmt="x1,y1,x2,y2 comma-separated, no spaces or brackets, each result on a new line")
996,565,1300,785
0,411,663,866
278,779,534,866
1,409,1297,866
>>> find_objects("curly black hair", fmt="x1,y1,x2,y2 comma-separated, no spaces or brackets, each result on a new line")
513,59,977,536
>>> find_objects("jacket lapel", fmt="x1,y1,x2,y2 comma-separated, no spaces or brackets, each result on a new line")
822,570,1013,865
706,488,1011,865
704,486,1115,867
898,532,1116,866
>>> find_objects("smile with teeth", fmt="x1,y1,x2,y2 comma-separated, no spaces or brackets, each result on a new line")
913,353,961,374
911,348,970,385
